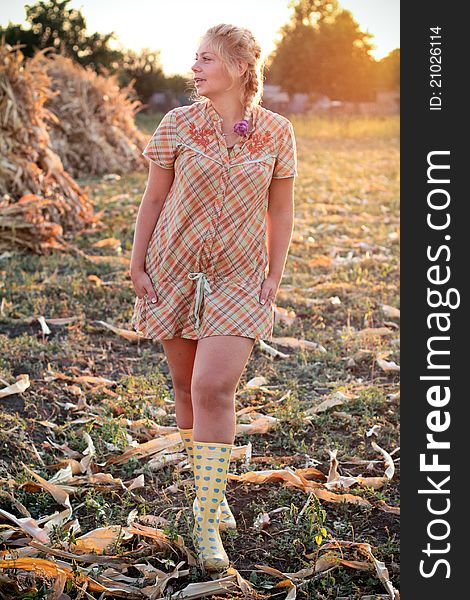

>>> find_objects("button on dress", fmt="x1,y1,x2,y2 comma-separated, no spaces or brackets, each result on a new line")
131,99,298,342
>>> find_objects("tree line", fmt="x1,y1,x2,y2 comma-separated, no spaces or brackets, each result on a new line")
1,0,399,105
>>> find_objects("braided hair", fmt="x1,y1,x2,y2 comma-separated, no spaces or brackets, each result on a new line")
188,24,265,134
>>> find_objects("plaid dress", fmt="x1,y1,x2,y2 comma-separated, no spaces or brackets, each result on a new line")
131,99,298,342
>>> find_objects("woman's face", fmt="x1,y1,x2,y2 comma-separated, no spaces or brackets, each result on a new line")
191,44,233,97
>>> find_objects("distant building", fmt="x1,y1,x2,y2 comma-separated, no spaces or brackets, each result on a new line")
261,84,290,114
288,92,310,112
148,90,181,112
262,83,399,115
376,89,400,113
309,95,343,112
145,84,399,116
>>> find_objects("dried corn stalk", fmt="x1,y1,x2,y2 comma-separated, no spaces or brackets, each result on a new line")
0,42,95,253
41,53,148,178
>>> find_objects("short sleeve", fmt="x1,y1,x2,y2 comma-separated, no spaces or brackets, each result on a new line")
272,119,298,179
142,109,178,169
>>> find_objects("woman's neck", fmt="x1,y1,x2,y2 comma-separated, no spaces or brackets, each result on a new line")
209,97,245,128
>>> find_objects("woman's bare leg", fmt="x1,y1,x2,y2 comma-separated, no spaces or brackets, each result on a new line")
191,335,256,443
160,338,198,429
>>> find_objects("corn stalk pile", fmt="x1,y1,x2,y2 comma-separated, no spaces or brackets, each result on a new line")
0,43,94,253
43,53,148,179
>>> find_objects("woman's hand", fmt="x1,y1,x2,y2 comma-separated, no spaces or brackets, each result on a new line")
131,268,158,304
259,274,280,305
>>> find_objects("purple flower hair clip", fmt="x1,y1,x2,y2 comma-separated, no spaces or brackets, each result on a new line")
234,119,250,137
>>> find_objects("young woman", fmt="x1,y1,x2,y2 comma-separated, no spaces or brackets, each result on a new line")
130,24,297,572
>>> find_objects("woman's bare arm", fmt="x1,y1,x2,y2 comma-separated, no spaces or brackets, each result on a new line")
266,176,295,282
258,176,295,305
130,161,175,275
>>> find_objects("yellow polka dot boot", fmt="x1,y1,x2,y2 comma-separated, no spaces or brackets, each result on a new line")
178,427,237,531
190,440,233,572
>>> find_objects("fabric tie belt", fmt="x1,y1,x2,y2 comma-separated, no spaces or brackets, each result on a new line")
188,271,213,329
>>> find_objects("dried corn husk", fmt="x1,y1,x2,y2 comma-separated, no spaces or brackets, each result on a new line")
0,42,95,253
41,52,148,178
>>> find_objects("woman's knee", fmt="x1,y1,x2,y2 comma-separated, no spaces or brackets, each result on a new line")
191,377,233,411
172,381,192,405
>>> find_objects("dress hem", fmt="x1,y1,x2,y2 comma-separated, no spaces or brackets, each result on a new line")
131,324,271,344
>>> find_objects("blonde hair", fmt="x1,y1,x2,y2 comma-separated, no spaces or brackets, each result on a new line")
188,24,265,123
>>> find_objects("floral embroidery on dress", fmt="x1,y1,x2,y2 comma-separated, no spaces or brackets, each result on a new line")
188,122,215,151
245,131,272,158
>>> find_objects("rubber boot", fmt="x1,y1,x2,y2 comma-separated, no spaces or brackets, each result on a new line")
178,427,237,531
191,440,233,572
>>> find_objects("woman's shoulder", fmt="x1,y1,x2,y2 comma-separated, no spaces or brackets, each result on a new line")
170,101,206,120
162,102,209,137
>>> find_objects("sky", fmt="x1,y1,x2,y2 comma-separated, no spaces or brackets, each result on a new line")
1,0,400,77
